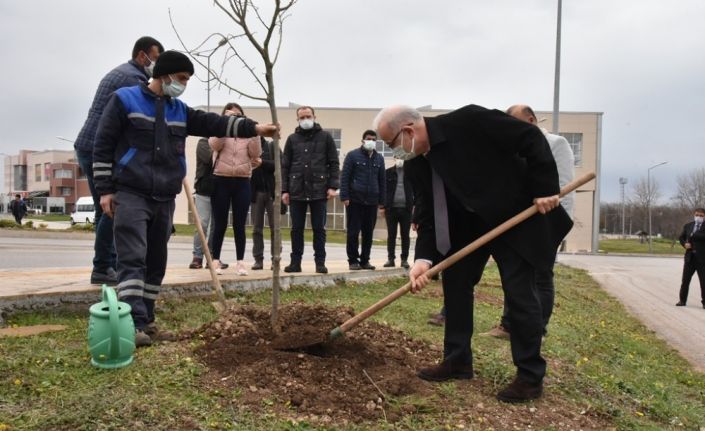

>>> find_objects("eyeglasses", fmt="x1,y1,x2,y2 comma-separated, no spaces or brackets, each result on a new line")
383,123,413,148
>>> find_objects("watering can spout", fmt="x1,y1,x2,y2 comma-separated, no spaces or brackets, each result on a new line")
87,284,136,369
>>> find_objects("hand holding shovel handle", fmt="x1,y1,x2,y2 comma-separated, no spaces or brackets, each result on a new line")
329,172,596,340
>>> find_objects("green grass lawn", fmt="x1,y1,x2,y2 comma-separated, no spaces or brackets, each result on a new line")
599,238,682,255
26,214,71,222
2,266,704,430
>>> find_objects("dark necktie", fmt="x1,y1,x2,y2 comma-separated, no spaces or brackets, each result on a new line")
432,167,451,255
695,223,702,236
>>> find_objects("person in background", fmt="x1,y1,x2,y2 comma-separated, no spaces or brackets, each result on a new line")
250,137,278,270
676,207,705,308
383,159,413,269
209,103,262,276
188,137,227,271
93,51,279,347
10,194,27,225
281,106,340,274
340,130,386,270
482,104,575,339
75,36,164,286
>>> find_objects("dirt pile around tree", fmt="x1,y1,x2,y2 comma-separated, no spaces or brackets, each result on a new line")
190,302,439,424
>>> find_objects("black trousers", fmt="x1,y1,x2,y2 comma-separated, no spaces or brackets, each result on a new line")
501,259,556,334
385,206,411,261
679,253,705,305
113,191,174,330
251,191,275,262
345,202,378,264
289,199,327,264
443,212,545,384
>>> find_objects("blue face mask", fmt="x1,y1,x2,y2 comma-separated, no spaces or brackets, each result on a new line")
162,75,186,97
392,131,417,161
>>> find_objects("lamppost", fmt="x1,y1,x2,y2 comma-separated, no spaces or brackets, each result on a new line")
552,0,562,134
619,177,627,238
647,161,667,252
192,36,229,112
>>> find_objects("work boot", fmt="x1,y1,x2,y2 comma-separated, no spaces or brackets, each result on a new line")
284,262,302,273
135,330,152,348
189,257,203,269
144,322,159,336
90,268,117,286
481,324,511,340
496,377,543,403
401,260,410,269
383,260,395,267
417,360,474,382
251,260,264,270
315,264,328,274
349,263,361,270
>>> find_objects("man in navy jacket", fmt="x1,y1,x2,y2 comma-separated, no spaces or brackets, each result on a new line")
340,130,386,270
93,51,279,347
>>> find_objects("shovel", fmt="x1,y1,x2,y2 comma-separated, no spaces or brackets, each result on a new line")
182,179,227,310
323,171,596,344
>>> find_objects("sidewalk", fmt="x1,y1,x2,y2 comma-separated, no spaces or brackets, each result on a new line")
0,261,407,322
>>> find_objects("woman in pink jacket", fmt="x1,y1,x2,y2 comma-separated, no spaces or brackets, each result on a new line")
209,103,262,275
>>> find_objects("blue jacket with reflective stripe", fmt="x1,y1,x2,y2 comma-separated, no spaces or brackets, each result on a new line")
93,83,259,200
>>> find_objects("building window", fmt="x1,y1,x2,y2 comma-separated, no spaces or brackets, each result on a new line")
59,187,72,196
375,140,395,158
560,133,583,167
322,128,342,156
44,163,51,181
54,169,73,179
35,164,42,182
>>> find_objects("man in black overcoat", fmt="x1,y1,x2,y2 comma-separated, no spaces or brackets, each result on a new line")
373,105,573,403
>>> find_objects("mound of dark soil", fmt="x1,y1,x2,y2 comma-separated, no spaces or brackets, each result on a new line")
191,302,440,424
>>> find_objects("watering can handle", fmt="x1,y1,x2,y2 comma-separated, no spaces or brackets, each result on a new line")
102,285,121,357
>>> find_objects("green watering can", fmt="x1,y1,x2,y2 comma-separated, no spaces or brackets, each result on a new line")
88,284,135,369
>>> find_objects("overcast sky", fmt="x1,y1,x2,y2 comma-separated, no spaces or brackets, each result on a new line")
1,0,703,203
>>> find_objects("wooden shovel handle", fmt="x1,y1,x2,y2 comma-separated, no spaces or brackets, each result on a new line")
333,172,596,337
182,179,227,307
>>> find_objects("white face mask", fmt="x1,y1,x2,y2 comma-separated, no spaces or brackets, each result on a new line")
695,216,704,224
162,75,186,97
299,119,314,130
395,160,404,169
392,130,417,161
144,56,155,78
362,140,376,151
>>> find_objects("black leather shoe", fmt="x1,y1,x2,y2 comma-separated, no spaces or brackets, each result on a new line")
91,268,117,286
383,260,395,267
284,263,301,273
360,262,376,270
251,261,264,270
676,302,686,306
316,265,328,274
417,360,473,382
496,377,543,403
349,263,361,270
401,260,410,269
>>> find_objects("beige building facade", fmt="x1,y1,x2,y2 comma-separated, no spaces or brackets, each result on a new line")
177,105,601,253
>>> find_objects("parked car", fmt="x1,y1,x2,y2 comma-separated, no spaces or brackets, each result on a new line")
71,196,95,225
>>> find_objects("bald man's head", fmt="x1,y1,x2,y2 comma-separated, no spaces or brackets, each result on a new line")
507,104,537,125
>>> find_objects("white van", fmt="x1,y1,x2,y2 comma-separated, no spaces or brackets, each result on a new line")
71,196,95,225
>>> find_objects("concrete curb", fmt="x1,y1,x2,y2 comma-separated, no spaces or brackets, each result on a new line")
0,268,408,322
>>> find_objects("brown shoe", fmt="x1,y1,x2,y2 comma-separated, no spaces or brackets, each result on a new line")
189,257,203,269
481,324,510,340
427,313,446,326
417,360,473,382
496,377,543,403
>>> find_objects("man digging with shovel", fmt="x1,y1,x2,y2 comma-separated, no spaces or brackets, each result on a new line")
93,51,279,347
373,105,572,403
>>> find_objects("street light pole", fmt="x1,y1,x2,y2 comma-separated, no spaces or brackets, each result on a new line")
552,0,562,134
647,161,667,252
619,177,627,238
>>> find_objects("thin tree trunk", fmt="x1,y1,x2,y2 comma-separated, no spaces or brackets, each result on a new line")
266,68,282,334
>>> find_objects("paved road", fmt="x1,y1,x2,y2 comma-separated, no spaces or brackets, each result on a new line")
558,253,705,372
0,234,392,270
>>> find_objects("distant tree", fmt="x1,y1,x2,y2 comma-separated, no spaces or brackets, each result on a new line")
673,167,705,210
630,176,661,234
